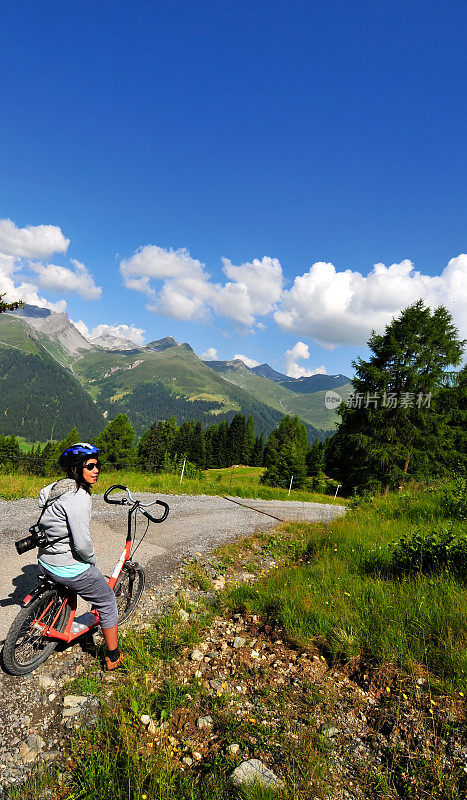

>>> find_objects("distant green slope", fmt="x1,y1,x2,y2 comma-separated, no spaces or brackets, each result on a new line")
203,360,351,430
0,315,41,354
0,346,105,441
73,344,313,437
0,315,336,442
74,345,239,409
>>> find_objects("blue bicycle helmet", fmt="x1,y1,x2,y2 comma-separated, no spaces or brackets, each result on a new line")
58,442,100,473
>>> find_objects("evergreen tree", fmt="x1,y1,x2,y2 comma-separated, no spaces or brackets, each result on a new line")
251,433,265,467
94,414,136,470
138,417,177,471
204,424,215,467
435,364,467,475
173,420,195,459
215,421,229,467
0,435,22,471
306,439,325,476
261,415,309,489
189,421,206,468
228,414,247,464
327,301,465,494
244,416,255,465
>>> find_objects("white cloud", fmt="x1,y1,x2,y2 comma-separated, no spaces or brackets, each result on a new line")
0,251,66,312
0,217,102,311
201,347,219,360
120,245,284,327
284,341,327,378
72,321,145,346
215,257,283,325
0,218,69,258
30,259,101,300
233,353,260,368
275,256,467,347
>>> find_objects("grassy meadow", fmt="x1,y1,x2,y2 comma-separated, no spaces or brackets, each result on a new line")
225,487,467,694
0,465,345,504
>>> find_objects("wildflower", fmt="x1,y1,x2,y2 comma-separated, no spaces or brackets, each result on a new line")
403,694,408,700
430,700,436,706
459,692,465,697
344,592,351,597
386,686,391,693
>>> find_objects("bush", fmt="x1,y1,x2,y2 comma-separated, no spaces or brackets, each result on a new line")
390,526,467,579
440,476,467,521
306,473,341,497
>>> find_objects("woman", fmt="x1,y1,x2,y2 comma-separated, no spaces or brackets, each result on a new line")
37,443,123,671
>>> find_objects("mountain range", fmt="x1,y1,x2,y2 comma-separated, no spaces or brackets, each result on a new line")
0,306,352,442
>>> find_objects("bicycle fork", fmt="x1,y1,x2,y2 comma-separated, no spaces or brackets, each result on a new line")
108,500,138,589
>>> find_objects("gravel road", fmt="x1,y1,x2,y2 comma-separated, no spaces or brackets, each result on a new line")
0,492,345,643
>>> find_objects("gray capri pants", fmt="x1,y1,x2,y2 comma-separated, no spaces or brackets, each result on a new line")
40,565,118,629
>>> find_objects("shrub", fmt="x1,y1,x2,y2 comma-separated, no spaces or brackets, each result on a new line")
390,526,467,579
440,476,467,521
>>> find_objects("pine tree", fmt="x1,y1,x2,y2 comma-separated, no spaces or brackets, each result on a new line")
228,414,247,465
189,421,206,468
138,417,178,472
94,414,136,470
244,416,255,465
174,420,195,459
0,435,21,470
251,433,265,467
307,439,325,476
327,301,465,494
261,415,309,489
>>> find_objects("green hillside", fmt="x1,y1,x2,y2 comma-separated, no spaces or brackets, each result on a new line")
74,344,240,409
73,343,308,437
0,314,338,441
203,359,351,430
0,315,42,354
0,348,105,441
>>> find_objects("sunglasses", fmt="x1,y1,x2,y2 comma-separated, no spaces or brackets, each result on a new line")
83,461,101,471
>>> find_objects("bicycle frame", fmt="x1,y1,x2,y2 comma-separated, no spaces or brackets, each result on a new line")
21,487,168,643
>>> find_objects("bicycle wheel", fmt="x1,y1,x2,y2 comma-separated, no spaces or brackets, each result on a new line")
113,564,145,623
2,588,70,676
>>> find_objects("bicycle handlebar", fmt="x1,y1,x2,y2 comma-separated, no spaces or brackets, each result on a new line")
139,503,169,524
104,485,129,505
103,485,169,522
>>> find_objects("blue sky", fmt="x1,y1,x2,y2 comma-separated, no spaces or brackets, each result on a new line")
1,0,466,377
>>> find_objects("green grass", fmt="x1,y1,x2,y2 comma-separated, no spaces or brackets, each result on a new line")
0,468,346,503
225,488,467,694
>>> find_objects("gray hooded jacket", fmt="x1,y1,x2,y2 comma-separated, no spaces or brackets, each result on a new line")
37,479,97,568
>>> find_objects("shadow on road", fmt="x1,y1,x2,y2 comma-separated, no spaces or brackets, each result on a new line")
0,564,40,608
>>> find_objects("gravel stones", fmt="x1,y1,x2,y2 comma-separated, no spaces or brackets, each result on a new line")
231,759,286,789
196,716,213,729
191,649,204,662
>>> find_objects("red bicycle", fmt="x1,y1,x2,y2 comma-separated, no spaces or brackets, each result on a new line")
2,485,169,676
